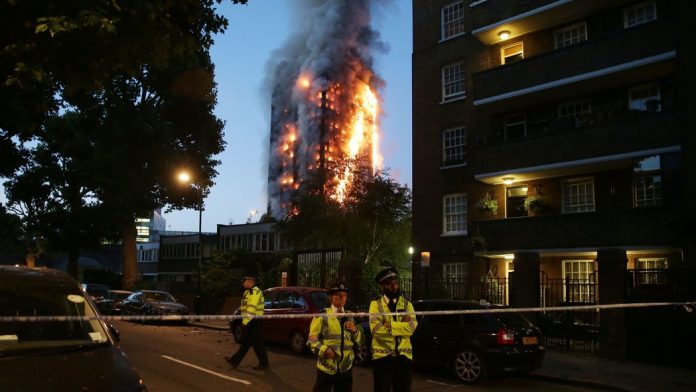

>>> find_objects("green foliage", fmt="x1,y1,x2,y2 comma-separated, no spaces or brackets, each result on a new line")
524,195,546,212
476,192,498,215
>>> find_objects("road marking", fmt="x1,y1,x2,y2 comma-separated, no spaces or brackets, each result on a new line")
426,379,459,387
161,355,252,385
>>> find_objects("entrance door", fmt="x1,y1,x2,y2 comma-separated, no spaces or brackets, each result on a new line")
506,185,528,217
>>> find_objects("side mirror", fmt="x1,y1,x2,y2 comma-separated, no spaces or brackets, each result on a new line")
108,324,121,343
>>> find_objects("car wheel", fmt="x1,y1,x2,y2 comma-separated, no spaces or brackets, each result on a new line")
233,323,243,343
289,331,306,354
453,348,485,384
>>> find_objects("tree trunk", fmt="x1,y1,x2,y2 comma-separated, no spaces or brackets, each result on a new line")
25,252,36,268
121,220,138,290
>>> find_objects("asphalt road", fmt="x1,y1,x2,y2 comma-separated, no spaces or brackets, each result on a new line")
114,321,603,391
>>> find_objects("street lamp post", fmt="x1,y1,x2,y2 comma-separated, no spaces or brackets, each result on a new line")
178,171,203,315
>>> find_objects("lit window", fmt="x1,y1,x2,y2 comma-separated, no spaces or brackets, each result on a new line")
634,155,662,207
442,62,465,101
442,1,465,40
442,127,466,163
636,258,668,285
629,83,661,111
501,42,523,64
554,22,587,48
624,1,656,28
443,193,467,235
562,178,595,213
562,260,597,303
504,113,526,140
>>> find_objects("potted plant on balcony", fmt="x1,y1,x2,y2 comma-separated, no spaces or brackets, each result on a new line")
476,192,498,216
524,195,547,216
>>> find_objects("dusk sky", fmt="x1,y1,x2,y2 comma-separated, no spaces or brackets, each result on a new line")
163,0,413,232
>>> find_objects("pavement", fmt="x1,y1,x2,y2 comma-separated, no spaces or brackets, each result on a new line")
188,319,696,391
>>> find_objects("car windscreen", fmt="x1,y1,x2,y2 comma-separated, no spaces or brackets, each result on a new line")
143,292,176,303
484,311,535,329
310,291,330,310
0,284,109,356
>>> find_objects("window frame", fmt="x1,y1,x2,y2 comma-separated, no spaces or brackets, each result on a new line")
562,177,595,213
504,112,526,140
441,1,466,41
633,155,662,208
558,98,591,118
628,83,661,112
442,62,466,102
554,22,588,49
635,257,668,285
442,126,467,164
562,260,597,303
624,1,657,28
500,41,524,65
442,193,468,235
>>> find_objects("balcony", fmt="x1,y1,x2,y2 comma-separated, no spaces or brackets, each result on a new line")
471,0,632,44
473,208,676,251
472,112,682,179
473,21,676,108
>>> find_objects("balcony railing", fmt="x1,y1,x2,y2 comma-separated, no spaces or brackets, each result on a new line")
474,209,675,251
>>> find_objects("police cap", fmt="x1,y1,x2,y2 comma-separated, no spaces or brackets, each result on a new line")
326,280,348,295
240,273,257,282
375,267,399,284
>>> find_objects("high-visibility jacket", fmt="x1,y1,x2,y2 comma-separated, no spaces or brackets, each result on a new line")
240,286,264,326
369,295,417,361
307,307,363,374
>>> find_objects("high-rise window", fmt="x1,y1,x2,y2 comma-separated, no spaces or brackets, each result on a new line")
562,178,595,213
441,1,465,40
442,127,466,164
554,22,587,48
634,155,662,207
624,1,657,28
504,113,526,140
443,194,467,235
629,83,661,111
442,62,465,101
558,99,591,118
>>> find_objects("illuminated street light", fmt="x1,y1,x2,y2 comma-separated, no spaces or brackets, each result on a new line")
177,170,203,315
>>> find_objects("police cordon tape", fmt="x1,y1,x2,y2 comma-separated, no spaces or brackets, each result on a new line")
1,301,694,323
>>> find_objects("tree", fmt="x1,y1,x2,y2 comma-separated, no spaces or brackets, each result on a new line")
1,1,247,174
2,1,247,285
283,166,412,267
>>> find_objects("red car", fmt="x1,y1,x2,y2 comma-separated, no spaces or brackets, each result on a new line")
229,287,329,354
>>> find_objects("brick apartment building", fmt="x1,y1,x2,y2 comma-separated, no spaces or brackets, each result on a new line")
412,0,695,355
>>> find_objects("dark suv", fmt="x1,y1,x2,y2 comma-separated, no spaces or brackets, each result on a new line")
362,299,545,383
229,287,329,354
0,266,146,391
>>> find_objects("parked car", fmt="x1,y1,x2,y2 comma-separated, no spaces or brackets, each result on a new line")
360,299,545,384
229,286,330,354
81,282,110,301
0,265,146,391
97,290,134,315
121,290,189,322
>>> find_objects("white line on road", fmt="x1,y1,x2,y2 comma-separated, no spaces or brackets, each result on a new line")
161,355,252,386
426,379,460,387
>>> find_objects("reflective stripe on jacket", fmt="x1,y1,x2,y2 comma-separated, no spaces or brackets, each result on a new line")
369,296,417,361
307,307,363,375
240,286,264,326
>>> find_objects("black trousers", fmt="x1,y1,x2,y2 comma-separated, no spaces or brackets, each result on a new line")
229,319,269,366
313,369,353,392
372,356,412,392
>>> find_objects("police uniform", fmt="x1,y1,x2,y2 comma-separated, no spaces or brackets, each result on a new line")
369,267,418,391
307,282,363,392
226,274,269,370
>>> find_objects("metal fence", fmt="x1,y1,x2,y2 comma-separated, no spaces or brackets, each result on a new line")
540,273,599,353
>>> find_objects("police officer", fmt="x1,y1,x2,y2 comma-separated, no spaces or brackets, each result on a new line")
225,273,269,370
369,267,417,391
307,280,363,392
